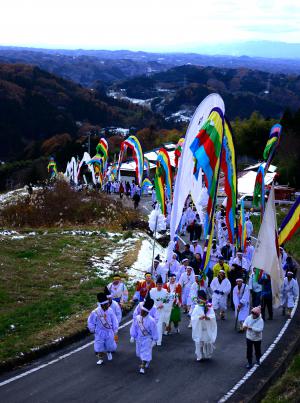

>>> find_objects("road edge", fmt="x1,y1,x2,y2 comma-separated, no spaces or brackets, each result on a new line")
219,270,300,403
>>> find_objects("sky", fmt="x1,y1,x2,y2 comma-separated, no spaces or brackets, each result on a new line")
0,0,299,50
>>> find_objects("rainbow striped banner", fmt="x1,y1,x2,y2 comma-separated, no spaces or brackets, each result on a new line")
174,137,184,167
190,107,225,272
190,108,224,234
238,199,247,251
118,135,144,186
278,196,300,245
157,148,172,200
263,124,282,172
154,163,166,215
47,158,58,179
141,178,152,194
221,118,237,243
96,138,108,161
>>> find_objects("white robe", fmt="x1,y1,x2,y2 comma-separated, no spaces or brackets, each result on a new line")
110,300,122,324
233,284,250,321
210,277,231,311
169,259,181,276
149,288,171,345
179,272,196,305
281,277,299,308
191,304,217,360
209,246,221,270
190,244,203,256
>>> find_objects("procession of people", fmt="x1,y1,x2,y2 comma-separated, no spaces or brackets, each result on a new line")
87,203,298,374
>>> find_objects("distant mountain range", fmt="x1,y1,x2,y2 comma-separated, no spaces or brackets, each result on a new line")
112,64,300,120
1,43,300,91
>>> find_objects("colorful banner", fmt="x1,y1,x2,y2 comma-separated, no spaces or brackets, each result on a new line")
118,135,144,186
278,196,300,245
221,118,237,243
238,199,247,251
174,138,184,167
190,107,225,271
156,148,172,200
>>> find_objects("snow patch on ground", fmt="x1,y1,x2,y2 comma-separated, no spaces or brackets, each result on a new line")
89,233,166,284
127,238,166,282
0,187,41,209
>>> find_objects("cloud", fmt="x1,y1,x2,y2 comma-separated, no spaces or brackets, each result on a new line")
0,0,299,49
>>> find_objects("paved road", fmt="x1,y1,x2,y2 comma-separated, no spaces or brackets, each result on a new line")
0,194,288,402
0,307,286,403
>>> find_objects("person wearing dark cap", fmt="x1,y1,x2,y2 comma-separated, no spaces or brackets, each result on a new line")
191,290,217,361
133,293,159,323
87,292,119,365
221,240,233,263
150,275,170,346
130,297,159,374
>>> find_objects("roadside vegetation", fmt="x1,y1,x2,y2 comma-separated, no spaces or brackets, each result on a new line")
262,353,300,403
0,182,147,365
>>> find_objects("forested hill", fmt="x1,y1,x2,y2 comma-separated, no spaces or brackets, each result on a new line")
113,65,300,119
0,64,166,161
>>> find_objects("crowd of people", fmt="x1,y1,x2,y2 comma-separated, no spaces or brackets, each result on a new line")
87,203,299,373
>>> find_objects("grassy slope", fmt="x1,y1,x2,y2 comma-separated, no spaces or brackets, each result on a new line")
0,230,139,363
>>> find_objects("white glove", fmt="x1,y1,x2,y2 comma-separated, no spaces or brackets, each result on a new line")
130,337,135,343
152,341,156,347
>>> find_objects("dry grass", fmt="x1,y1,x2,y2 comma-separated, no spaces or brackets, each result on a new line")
0,181,142,230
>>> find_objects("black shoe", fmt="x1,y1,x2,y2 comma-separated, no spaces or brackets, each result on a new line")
256,360,260,365
268,317,273,320
246,363,252,369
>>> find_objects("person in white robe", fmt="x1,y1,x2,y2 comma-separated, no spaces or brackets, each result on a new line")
176,258,189,282
149,259,164,281
218,224,229,248
233,278,250,331
104,286,122,324
87,292,119,365
191,290,217,361
130,297,159,374
107,275,128,305
245,217,253,238
156,261,169,284
231,251,249,273
244,238,255,269
208,239,221,270
169,253,181,277
133,299,159,323
280,246,288,269
210,270,231,319
281,271,299,317
179,266,195,313
190,240,203,257
189,272,209,313
149,276,170,346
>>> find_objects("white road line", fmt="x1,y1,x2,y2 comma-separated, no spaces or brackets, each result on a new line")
0,319,133,388
218,297,299,403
